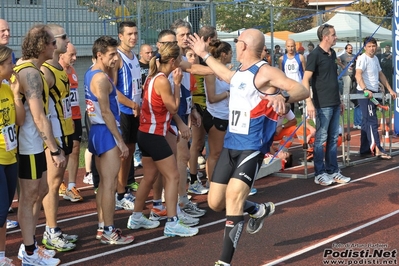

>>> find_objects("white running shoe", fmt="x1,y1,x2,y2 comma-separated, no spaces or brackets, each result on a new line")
181,201,206,218
41,231,76,252
177,212,199,227
197,155,206,165
164,221,199,237
188,180,209,195
0,257,14,266
127,214,160,230
6,219,18,229
115,193,135,211
83,172,93,185
100,228,134,245
18,243,56,261
328,172,351,184
246,202,275,234
314,173,334,186
21,248,60,266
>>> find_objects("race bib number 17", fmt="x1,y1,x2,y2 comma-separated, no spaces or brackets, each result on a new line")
229,108,250,135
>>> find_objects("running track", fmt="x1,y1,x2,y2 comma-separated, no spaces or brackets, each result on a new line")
6,130,399,266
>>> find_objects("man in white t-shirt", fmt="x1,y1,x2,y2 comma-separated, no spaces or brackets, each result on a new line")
355,36,396,159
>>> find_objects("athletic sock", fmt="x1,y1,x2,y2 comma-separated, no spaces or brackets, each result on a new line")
104,225,114,235
179,194,190,206
25,244,36,255
220,215,244,264
166,215,178,225
68,182,76,190
243,200,259,215
132,212,142,220
152,199,163,210
117,192,125,201
98,222,104,229
190,173,197,184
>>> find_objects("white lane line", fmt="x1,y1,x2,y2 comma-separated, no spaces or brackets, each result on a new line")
276,165,399,206
59,166,399,265
262,209,399,266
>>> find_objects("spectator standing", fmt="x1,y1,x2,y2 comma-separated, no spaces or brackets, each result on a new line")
302,24,351,186
380,45,392,87
273,44,282,67
115,0,130,26
337,44,355,109
355,37,396,159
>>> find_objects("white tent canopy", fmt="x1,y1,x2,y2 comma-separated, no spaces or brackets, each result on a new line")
217,30,238,39
289,11,392,42
219,28,286,48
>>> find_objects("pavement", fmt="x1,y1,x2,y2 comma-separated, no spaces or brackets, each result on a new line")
5,128,399,266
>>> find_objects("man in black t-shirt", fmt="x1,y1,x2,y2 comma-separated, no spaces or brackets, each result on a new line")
129,43,153,172
138,44,153,84
381,45,393,86
302,24,351,187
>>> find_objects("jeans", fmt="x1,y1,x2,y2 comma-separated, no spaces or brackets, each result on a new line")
353,105,362,126
314,105,340,176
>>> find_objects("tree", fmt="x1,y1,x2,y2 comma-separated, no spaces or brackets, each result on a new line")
215,0,275,32
214,0,315,33
274,0,314,33
350,0,392,29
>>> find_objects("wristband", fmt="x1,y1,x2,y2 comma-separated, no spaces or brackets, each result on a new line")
50,147,62,156
202,53,211,63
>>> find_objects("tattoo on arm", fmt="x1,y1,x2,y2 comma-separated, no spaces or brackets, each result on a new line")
25,72,43,99
40,132,48,141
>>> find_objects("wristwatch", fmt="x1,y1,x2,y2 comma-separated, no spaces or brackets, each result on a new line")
50,147,62,156
280,90,290,102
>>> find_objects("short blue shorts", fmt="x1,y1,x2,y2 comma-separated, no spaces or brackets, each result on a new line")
88,124,118,157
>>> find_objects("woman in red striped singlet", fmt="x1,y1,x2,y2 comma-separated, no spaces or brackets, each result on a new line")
127,42,199,237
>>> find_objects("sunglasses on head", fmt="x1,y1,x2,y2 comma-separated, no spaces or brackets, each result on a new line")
158,41,177,45
318,23,332,39
54,33,67,40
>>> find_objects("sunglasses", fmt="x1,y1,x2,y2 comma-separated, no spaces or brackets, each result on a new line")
158,41,177,45
50,39,56,46
233,38,247,47
54,33,67,40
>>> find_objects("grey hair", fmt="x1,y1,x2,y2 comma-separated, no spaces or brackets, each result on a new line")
170,19,192,33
